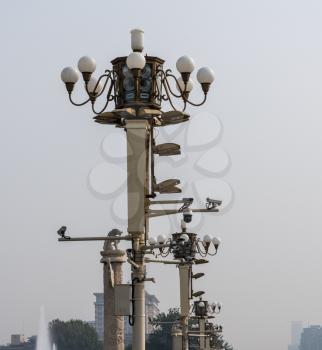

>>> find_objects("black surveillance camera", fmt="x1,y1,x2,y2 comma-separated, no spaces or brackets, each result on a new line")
206,197,222,210
108,228,122,237
182,207,192,223
57,226,70,239
183,197,193,205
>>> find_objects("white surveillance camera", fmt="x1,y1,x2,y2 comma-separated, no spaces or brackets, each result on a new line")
182,207,192,223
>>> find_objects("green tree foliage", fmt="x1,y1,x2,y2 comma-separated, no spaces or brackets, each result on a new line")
212,334,234,350
146,308,233,350
49,319,101,350
146,308,180,349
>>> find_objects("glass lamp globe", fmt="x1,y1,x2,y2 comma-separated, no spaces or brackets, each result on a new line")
61,67,79,83
212,237,221,246
131,28,144,52
177,77,194,92
126,52,146,70
78,56,96,73
203,234,213,243
87,78,103,94
157,234,167,244
211,302,218,311
197,67,215,84
148,237,157,245
180,234,190,243
176,55,195,73
199,301,205,308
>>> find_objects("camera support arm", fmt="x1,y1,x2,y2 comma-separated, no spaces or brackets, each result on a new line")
148,208,219,218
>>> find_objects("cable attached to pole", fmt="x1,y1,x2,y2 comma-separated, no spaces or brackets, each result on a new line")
129,277,140,326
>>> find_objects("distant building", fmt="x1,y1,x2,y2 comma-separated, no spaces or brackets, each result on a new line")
92,291,160,345
0,336,35,350
10,336,25,346
93,293,104,341
300,325,322,350
288,321,303,350
288,346,298,350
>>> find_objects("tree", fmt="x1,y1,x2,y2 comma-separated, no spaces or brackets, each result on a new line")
125,307,234,350
147,308,180,350
49,319,101,350
212,334,234,350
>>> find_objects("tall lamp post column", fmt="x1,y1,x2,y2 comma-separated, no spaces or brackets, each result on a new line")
60,28,217,350
126,119,150,350
100,236,126,350
179,264,191,350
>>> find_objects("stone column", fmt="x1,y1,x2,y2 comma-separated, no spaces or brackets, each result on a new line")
101,239,126,350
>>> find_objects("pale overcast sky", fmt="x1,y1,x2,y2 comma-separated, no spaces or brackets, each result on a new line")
1,1,322,350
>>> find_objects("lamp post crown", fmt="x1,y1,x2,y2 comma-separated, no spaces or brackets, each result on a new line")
60,29,215,116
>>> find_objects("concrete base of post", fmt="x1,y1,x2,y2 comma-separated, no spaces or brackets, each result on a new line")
101,239,126,350
172,325,183,350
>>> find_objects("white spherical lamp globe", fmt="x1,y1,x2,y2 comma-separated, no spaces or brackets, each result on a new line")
211,302,218,309
126,52,146,70
148,237,157,245
157,234,167,244
177,77,194,92
199,301,205,308
78,56,96,73
197,67,215,84
203,234,213,243
87,78,103,94
61,67,79,83
180,234,190,243
176,55,195,73
212,237,221,246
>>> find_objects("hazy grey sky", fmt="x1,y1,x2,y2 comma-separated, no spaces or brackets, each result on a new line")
1,1,322,350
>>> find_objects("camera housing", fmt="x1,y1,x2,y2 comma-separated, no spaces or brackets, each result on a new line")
57,226,70,239
182,207,192,223
206,197,222,210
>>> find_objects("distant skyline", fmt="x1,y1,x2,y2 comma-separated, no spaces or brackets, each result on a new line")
289,321,303,349
2,1,322,350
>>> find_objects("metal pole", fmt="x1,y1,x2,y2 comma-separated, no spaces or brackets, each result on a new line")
199,318,206,350
179,264,191,350
205,327,211,350
125,119,149,350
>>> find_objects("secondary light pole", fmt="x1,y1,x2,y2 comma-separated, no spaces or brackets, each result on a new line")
191,298,222,350
59,29,217,350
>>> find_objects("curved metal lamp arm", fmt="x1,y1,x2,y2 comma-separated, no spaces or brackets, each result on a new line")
162,80,184,111
156,68,208,111
184,93,208,107
156,239,172,257
153,69,186,111
162,69,185,99
68,93,91,107
205,247,218,257
85,70,113,99
91,79,116,115
196,242,208,257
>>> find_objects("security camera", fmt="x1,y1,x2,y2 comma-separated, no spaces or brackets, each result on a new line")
206,197,222,210
57,226,70,239
182,207,193,223
183,197,193,206
108,228,122,237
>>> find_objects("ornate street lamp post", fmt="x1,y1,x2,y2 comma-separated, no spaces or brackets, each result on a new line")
146,216,221,350
188,298,223,350
59,29,218,350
